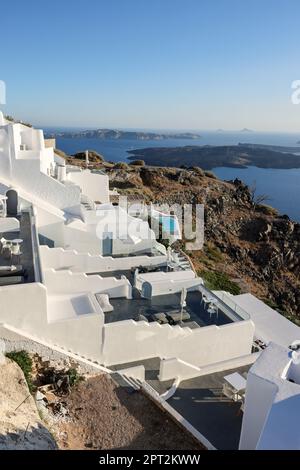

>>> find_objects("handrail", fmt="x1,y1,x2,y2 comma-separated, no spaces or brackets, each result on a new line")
175,248,197,274
199,285,250,322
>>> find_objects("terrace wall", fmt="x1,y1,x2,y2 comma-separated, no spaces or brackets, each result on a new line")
0,282,103,362
43,269,132,298
102,318,255,368
40,245,167,273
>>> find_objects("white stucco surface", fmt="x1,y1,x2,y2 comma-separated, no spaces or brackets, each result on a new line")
103,318,255,368
240,342,300,450
40,245,167,273
67,169,109,204
0,283,104,362
231,293,300,347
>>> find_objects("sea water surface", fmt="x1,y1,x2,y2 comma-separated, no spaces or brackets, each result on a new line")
54,131,300,222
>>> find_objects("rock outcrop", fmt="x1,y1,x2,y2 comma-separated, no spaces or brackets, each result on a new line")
0,359,56,450
107,165,300,322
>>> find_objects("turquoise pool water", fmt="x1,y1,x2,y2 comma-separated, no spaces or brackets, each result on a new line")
160,216,177,234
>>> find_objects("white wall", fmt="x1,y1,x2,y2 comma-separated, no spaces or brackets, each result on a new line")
11,159,81,211
239,372,278,450
68,169,109,204
40,245,167,273
63,221,108,255
0,126,11,177
159,352,259,382
140,277,202,297
36,206,65,247
102,318,255,367
64,218,160,256
0,122,82,211
0,283,104,362
43,269,132,298
0,217,19,232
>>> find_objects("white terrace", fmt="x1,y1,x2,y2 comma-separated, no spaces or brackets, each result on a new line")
1,113,300,450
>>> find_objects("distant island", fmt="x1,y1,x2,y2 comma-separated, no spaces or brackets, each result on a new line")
46,129,201,141
127,143,300,170
240,143,300,153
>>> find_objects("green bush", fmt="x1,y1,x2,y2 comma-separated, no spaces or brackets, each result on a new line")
257,204,279,216
204,170,217,179
130,159,145,166
114,162,130,169
192,166,205,176
204,244,223,262
66,367,83,387
6,350,34,393
199,270,241,295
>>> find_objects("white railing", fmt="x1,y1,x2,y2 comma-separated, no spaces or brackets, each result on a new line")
204,288,250,322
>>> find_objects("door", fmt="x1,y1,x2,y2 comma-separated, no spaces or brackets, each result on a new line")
6,189,18,216
102,233,113,256
141,282,152,299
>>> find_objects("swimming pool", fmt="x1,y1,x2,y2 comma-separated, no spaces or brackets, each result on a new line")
160,215,177,235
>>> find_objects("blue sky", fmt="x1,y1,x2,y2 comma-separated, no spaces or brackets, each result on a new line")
1,0,300,131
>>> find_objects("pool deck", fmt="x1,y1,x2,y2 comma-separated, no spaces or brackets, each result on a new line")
0,212,35,284
167,365,251,450
106,291,233,327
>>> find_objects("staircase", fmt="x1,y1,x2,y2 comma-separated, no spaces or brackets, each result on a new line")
172,250,192,270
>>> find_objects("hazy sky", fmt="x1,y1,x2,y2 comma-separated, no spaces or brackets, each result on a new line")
1,0,300,131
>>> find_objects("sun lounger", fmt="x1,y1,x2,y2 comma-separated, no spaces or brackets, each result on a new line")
152,312,169,324
135,314,149,322
166,310,191,323
0,276,24,286
182,321,200,329
0,265,23,277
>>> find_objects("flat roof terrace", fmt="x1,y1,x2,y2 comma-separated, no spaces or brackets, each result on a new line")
0,212,35,284
168,364,251,450
106,290,235,327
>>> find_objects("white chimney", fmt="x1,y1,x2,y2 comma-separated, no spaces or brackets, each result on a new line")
57,165,66,182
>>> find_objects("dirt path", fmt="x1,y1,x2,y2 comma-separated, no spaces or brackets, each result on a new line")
55,374,202,450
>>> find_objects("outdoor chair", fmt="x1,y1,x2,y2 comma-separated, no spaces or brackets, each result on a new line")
222,382,236,401
0,237,12,253
2,245,12,260
207,303,218,319
201,294,213,307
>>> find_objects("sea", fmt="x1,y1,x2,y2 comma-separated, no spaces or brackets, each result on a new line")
50,130,300,222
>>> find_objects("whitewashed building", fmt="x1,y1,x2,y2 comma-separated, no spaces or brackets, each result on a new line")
240,341,300,449
1,111,300,449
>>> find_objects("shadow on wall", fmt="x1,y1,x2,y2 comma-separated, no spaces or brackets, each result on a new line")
0,423,57,450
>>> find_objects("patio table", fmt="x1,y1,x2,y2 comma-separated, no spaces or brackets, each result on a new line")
224,372,246,393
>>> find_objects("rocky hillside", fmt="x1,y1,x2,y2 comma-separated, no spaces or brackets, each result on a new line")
106,163,300,323
58,148,300,323
0,357,56,450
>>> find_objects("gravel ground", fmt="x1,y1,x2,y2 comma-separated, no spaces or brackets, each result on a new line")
56,374,203,450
